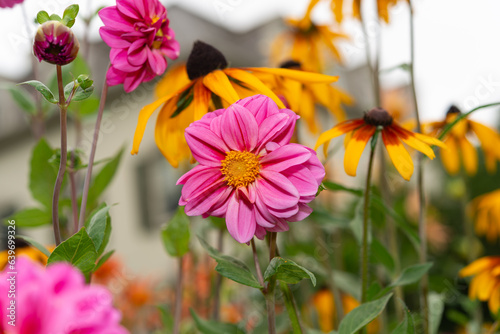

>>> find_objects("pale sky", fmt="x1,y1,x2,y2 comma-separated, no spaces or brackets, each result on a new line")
1,0,499,124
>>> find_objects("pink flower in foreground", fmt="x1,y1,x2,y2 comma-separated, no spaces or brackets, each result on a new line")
0,0,23,8
0,257,128,334
99,0,180,92
177,95,325,243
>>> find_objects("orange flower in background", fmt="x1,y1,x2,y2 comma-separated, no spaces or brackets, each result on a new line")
424,105,500,176
271,0,348,72
310,288,379,333
459,256,500,314
255,59,352,133
132,41,339,167
469,189,500,243
315,107,445,180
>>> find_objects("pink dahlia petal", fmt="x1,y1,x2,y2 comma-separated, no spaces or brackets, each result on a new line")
255,225,267,240
226,194,256,243
185,184,229,217
99,27,131,48
106,66,126,86
0,0,23,8
123,69,147,92
272,109,299,146
185,127,227,166
181,167,225,202
98,7,134,31
148,49,168,75
288,203,313,221
260,144,312,172
257,113,289,151
116,0,141,20
235,95,280,124
257,170,300,209
268,204,299,218
221,104,258,151
282,165,319,197
267,219,290,232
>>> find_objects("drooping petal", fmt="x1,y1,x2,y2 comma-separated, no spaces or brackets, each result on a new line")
193,81,211,121
458,137,478,176
382,127,414,181
390,125,436,159
343,125,376,177
315,119,365,152
202,70,239,104
226,194,256,243
440,136,460,175
244,67,338,84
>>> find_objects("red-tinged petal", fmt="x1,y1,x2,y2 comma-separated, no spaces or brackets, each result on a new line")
226,195,256,243
260,143,311,172
257,170,300,209
382,128,414,181
343,125,376,177
185,126,227,166
390,125,436,159
221,104,259,151
315,119,365,151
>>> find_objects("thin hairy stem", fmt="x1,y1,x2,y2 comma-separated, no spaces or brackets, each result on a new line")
267,232,277,334
212,229,224,320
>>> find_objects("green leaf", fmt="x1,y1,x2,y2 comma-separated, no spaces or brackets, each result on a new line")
94,250,115,272
47,227,98,274
171,87,194,118
264,257,316,286
198,237,262,289
429,292,445,334
338,293,393,334
49,14,62,22
322,181,363,196
64,77,94,103
190,309,246,334
370,239,395,274
87,148,124,206
19,80,58,104
390,263,433,288
85,205,111,256
391,302,415,334
161,207,190,257
6,208,51,228
73,97,99,116
1,85,36,114
62,4,79,27
16,235,51,257
36,10,50,24
29,139,57,208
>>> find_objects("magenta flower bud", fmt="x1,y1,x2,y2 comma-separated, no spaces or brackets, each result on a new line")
33,21,79,66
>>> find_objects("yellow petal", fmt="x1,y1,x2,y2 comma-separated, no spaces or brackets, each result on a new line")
315,119,365,151
299,89,319,133
440,136,460,175
458,137,478,176
202,70,239,104
390,125,436,159
488,282,500,315
223,68,285,108
469,120,500,157
193,81,211,121
331,0,344,23
244,67,338,84
131,82,192,155
477,271,497,300
484,150,498,174
155,64,189,98
382,128,414,181
344,125,376,177
460,257,499,277
280,77,302,111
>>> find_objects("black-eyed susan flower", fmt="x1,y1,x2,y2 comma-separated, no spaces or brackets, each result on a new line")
315,107,446,180
254,60,352,134
460,256,500,315
131,41,339,167
424,105,500,176
271,2,348,72
469,190,500,243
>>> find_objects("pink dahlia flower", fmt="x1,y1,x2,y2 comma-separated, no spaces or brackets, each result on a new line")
99,0,180,92
177,95,325,243
0,0,23,8
0,257,128,334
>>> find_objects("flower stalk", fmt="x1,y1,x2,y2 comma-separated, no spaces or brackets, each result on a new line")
267,232,277,334
77,77,109,229
361,131,379,303
279,281,304,334
173,256,184,334
51,65,67,246
212,228,224,321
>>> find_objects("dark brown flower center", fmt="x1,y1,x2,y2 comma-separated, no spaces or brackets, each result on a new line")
186,41,228,80
280,60,302,70
446,105,461,115
363,107,393,126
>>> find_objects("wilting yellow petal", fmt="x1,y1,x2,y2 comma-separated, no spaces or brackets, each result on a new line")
440,136,460,175
382,128,414,181
131,82,193,155
458,137,478,176
460,257,499,277
244,67,338,84
344,125,376,177
315,119,365,151
223,68,285,108
202,70,239,104
155,64,189,98
469,120,500,157
193,81,211,121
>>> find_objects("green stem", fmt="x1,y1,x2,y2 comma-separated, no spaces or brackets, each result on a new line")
279,281,304,334
77,78,109,229
173,256,184,334
408,3,429,333
361,137,378,303
251,238,265,290
267,232,277,334
212,228,224,320
360,8,381,107
52,65,67,246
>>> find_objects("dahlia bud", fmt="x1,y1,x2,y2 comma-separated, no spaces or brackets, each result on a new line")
33,21,79,66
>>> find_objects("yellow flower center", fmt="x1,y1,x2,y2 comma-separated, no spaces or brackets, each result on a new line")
220,151,260,188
